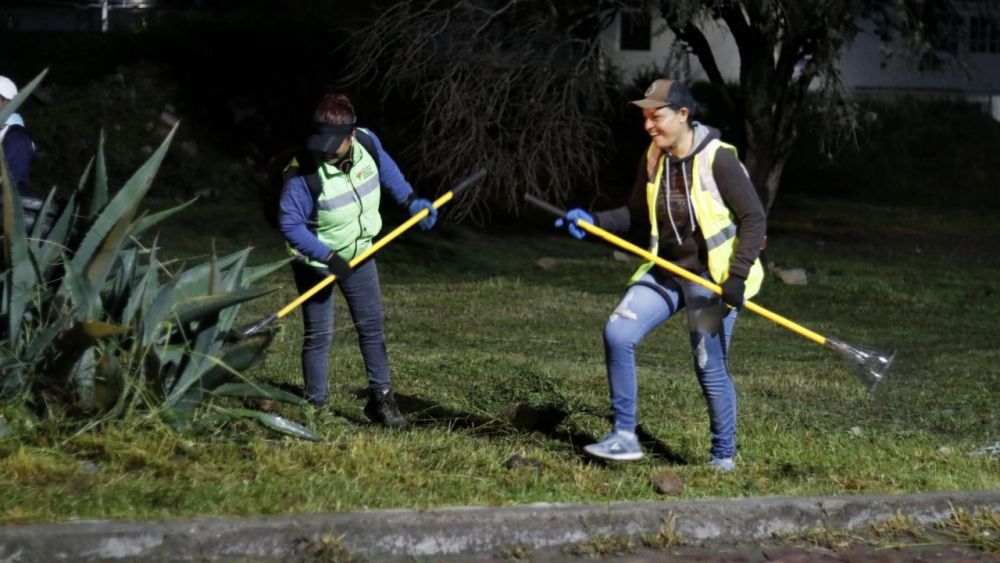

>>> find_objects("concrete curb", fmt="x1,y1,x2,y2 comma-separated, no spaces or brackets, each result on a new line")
1,491,998,561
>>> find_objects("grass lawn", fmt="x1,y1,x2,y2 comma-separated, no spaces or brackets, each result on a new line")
2,194,998,522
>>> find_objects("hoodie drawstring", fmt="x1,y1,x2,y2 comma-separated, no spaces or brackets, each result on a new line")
663,158,697,245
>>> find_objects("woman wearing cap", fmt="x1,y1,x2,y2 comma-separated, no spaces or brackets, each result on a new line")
555,79,766,471
278,91,437,429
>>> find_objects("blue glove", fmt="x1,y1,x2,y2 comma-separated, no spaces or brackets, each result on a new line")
407,197,438,230
554,208,593,240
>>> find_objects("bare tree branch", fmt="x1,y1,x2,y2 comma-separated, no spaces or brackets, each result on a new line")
340,0,622,222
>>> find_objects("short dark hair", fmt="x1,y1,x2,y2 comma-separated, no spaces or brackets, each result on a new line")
313,92,356,126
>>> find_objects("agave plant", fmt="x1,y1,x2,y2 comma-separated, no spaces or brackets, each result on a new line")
0,70,318,441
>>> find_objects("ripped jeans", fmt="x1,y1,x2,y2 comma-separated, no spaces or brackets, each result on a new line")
603,271,739,459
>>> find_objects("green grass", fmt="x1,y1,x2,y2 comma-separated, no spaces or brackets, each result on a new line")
2,195,999,522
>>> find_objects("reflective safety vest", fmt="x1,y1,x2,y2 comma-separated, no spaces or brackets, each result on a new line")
291,128,382,268
630,139,764,300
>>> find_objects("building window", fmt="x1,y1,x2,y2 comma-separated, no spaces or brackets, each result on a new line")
619,10,651,51
969,16,1000,54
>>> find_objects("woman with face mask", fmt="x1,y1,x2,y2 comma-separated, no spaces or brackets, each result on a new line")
277,92,437,429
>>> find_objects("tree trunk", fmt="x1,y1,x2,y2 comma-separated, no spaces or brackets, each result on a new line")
743,109,798,214
747,150,788,214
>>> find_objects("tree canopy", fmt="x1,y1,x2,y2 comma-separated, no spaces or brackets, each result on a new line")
343,0,996,218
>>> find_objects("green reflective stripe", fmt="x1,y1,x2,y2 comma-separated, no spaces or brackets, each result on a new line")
703,222,736,250
316,175,379,211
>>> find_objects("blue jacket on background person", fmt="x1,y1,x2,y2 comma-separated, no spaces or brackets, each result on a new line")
0,75,35,189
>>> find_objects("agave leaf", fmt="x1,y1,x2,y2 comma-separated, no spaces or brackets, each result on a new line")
171,287,273,327
145,339,186,389
94,345,123,413
164,331,272,409
193,408,321,441
172,250,247,299
140,276,176,346
130,198,196,241
122,244,157,327
214,249,252,334
2,159,38,347
211,382,306,406
35,192,78,274
88,131,109,218
76,157,95,195
101,247,138,322
27,187,57,248
208,245,222,296
163,321,223,409
60,251,99,321
70,123,178,278
241,258,292,287
83,189,143,298
254,412,321,441
0,69,47,126
0,360,25,399
165,285,228,411
80,320,131,338
23,313,72,364
190,407,255,433
220,248,249,293
71,347,98,413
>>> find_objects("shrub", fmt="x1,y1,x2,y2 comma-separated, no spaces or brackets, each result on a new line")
1,70,317,441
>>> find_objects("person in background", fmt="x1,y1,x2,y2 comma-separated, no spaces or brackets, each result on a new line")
0,75,35,189
555,79,766,471
277,91,437,429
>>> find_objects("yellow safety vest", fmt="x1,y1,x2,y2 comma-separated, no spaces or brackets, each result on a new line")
287,128,382,268
630,139,764,300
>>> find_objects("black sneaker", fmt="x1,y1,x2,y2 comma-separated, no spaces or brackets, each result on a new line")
364,388,410,430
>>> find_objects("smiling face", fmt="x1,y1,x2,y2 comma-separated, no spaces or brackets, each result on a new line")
642,105,692,156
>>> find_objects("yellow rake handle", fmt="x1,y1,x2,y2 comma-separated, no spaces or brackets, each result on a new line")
276,169,486,320
526,193,828,347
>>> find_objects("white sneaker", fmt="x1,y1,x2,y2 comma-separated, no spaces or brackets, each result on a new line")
583,430,644,461
707,456,736,472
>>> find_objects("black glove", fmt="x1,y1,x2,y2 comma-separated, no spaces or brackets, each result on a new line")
720,275,746,308
324,251,353,281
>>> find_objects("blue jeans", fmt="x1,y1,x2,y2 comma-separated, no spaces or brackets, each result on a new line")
291,259,390,406
603,271,739,458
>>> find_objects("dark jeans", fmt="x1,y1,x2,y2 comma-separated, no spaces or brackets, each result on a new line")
291,259,390,406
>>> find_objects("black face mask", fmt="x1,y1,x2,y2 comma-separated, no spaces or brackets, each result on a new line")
332,150,355,174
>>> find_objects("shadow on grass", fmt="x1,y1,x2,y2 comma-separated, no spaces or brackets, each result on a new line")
395,391,689,465
259,379,691,464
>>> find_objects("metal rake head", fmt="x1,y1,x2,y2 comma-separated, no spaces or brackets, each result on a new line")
827,337,896,394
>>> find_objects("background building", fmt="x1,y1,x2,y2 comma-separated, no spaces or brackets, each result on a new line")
600,1,1000,121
